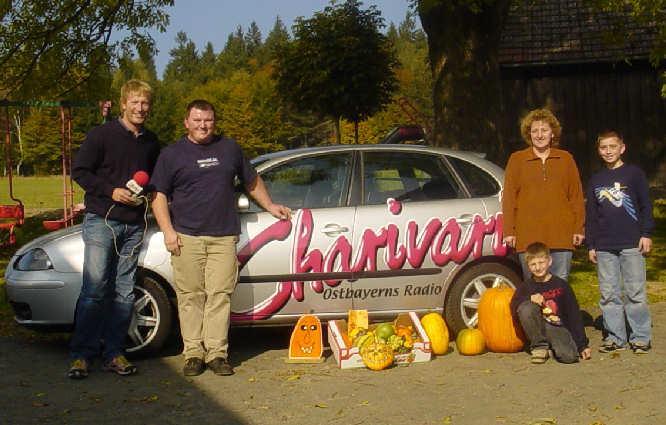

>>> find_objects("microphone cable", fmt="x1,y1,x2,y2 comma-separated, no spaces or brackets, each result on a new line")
104,195,151,258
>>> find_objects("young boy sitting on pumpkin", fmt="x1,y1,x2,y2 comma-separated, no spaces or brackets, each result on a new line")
510,242,592,364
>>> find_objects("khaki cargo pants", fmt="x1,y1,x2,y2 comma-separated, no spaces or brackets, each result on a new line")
170,233,238,362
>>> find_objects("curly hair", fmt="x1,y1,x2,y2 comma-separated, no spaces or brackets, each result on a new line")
519,108,562,147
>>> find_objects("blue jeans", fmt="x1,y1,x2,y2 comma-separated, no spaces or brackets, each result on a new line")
519,250,572,282
597,248,651,345
70,213,144,361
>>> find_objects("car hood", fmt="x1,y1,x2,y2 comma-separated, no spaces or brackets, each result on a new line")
11,222,168,275
12,224,83,257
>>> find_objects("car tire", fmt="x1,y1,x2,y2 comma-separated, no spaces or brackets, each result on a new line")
444,262,521,336
126,274,173,355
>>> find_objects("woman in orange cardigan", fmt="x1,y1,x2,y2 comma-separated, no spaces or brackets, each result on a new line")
502,108,585,281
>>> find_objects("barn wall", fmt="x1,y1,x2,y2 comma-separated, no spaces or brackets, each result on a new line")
499,61,666,185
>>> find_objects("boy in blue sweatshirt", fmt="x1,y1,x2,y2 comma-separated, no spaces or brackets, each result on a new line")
510,242,592,364
586,130,654,354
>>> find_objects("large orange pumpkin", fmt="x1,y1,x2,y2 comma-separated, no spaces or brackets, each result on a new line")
456,328,486,355
477,286,525,353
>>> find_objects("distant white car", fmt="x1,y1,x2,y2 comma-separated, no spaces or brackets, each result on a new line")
6,144,521,354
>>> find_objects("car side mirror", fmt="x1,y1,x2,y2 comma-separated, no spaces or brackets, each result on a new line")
237,193,250,211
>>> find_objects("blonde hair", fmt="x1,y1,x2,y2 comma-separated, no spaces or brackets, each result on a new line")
524,241,550,262
519,108,561,147
120,79,152,104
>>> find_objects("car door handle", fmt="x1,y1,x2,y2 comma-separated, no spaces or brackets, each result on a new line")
321,223,349,236
457,214,474,224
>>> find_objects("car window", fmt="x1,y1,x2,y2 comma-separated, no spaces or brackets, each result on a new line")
252,153,352,210
363,151,463,205
446,156,500,197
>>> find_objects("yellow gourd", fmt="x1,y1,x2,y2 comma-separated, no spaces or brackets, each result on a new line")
360,340,394,371
420,312,450,355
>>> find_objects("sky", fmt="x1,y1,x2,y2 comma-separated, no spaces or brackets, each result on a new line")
150,0,415,77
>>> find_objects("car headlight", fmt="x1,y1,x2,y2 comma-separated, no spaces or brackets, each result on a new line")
14,248,54,271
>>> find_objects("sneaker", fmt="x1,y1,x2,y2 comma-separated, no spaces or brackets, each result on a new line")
531,348,549,364
68,358,89,380
630,342,651,354
183,357,206,376
103,355,137,376
598,341,627,353
207,357,234,376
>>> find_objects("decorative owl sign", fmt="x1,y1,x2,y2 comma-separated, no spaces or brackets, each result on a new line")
288,314,324,362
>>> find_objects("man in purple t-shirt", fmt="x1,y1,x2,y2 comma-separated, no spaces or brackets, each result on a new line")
151,99,290,377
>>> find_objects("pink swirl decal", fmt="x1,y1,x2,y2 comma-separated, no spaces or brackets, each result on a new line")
232,199,507,321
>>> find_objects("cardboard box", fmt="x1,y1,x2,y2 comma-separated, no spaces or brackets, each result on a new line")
327,311,432,369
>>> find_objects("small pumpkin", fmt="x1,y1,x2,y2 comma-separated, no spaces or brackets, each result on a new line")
420,312,450,355
395,326,414,348
477,286,525,353
456,328,486,355
360,340,394,371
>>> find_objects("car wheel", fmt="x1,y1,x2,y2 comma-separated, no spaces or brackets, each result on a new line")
444,262,521,335
126,275,173,354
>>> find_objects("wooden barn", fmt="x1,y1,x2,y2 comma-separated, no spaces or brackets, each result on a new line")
497,0,666,184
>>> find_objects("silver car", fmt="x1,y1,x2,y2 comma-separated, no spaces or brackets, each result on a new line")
5,144,520,354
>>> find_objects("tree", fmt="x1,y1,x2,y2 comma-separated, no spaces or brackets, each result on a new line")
245,22,263,59
276,0,398,144
0,0,173,99
262,17,291,64
589,0,666,96
417,0,511,158
163,32,200,82
217,26,249,76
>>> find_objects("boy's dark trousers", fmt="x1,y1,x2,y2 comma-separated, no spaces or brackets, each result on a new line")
516,300,579,363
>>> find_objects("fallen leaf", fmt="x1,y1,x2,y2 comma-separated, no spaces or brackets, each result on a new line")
315,403,328,408
286,374,300,381
358,400,369,406
442,416,452,424
248,377,256,382
142,395,159,403
34,392,46,397
587,404,598,412
496,416,506,422
32,402,48,407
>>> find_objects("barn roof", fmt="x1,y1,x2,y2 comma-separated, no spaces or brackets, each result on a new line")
499,0,657,66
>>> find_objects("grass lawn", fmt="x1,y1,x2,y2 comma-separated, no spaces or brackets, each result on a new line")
0,175,84,212
0,176,664,338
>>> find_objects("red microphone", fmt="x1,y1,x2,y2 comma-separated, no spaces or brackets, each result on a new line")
126,171,150,196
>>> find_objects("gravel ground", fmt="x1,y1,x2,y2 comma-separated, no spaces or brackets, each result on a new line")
1,304,665,425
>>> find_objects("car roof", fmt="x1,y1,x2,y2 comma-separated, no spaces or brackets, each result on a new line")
254,143,486,164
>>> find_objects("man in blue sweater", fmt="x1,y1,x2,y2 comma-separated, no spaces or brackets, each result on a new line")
68,80,160,378
586,130,655,354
